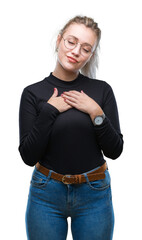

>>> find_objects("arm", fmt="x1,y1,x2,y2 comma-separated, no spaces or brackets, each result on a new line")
91,83,124,159
60,85,124,160
18,87,60,166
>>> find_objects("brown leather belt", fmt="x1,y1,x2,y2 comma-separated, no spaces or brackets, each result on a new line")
35,162,107,185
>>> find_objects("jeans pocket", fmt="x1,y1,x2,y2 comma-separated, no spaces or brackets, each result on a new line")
30,169,50,189
87,169,111,191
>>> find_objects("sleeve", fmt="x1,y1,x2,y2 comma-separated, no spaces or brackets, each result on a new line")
18,87,60,166
93,82,124,159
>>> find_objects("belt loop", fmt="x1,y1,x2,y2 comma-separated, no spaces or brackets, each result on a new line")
83,173,90,184
78,175,82,184
47,170,53,180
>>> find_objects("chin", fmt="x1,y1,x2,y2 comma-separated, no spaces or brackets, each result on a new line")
62,62,80,73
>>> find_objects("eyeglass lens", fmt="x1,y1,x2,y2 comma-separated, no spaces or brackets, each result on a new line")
64,36,92,56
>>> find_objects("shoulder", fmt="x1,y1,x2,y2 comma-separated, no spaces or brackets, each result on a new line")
23,77,47,92
82,74,113,92
20,77,48,104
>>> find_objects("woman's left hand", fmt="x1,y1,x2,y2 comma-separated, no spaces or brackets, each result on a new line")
61,90,104,121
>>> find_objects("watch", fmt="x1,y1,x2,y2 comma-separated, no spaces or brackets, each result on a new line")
93,113,105,126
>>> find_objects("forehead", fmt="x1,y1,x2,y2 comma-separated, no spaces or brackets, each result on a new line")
63,23,97,46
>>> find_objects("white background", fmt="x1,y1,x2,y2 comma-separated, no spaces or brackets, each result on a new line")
0,0,142,239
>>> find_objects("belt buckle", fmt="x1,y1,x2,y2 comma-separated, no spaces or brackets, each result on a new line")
62,175,72,184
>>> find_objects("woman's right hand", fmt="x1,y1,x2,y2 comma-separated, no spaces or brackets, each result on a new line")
47,88,73,113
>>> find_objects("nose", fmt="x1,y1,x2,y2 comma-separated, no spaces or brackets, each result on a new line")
71,43,81,56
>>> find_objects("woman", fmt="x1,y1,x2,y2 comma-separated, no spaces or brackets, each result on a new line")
18,15,123,240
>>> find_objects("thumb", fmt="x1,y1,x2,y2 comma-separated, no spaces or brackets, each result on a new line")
52,88,58,97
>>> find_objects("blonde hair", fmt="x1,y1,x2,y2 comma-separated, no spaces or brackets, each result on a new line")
57,15,101,79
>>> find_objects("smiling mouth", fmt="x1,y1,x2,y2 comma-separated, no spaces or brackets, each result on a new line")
67,56,78,63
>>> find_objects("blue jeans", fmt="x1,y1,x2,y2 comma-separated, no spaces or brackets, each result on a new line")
25,165,114,240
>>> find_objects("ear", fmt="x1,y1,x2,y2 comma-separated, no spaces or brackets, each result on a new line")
56,34,62,51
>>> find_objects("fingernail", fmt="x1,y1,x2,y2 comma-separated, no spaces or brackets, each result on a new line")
54,88,56,91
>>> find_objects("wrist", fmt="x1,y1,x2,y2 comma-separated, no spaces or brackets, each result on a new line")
89,109,104,122
93,113,106,126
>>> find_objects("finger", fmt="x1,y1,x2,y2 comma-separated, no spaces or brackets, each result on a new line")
67,104,73,109
64,90,81,96
63,95,77,103
62,92,79,99
52,88,58,97
64,98,77,107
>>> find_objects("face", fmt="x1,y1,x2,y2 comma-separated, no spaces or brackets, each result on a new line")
56,23,98,73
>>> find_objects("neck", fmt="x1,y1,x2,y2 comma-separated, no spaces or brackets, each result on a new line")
53,62,79,82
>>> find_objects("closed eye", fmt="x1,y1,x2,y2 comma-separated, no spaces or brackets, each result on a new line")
83,48,90,53
68,40,75,45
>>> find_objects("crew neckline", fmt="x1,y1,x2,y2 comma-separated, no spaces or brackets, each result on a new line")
46,72,84,88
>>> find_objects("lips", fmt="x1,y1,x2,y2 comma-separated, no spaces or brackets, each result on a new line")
67,56,78,63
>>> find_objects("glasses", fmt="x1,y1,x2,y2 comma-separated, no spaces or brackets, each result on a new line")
62,35,94,57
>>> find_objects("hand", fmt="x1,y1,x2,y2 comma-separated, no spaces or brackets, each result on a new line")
47,88,73,113
61,90,103,120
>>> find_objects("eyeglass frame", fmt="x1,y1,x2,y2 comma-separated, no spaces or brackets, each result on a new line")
61,35,95,57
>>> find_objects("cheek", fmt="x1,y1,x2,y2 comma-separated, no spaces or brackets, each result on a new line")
79,58,90,68
57,46,68,63
57,45,90,70
57,51,63,64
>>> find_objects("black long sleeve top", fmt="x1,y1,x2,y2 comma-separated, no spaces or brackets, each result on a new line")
18,72,124,174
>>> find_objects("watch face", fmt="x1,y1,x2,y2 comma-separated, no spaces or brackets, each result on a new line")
94,116,103,125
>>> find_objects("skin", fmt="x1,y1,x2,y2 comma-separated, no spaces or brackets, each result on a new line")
47,23,103,121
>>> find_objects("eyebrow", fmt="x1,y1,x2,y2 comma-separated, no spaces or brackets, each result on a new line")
67,35,93,48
